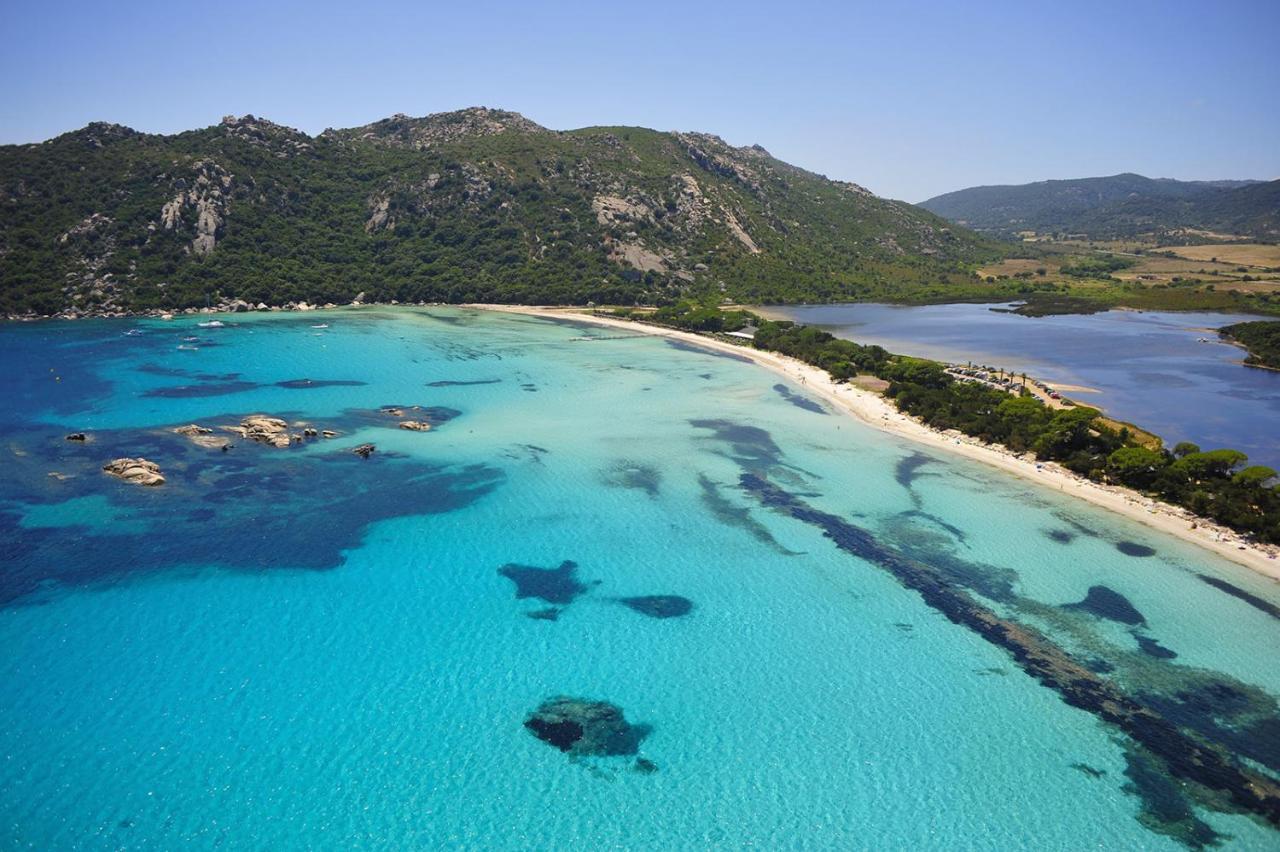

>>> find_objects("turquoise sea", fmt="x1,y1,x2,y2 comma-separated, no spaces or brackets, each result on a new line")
1,307,1278,850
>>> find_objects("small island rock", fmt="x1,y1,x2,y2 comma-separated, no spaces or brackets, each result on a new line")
227,415,292,448
103,457,165,486
174,423,230,449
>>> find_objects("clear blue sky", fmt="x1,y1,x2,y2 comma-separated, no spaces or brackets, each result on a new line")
2,0,1277,201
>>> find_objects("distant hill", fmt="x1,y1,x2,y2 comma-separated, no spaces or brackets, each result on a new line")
919,173,1279,241
0,108,1001,316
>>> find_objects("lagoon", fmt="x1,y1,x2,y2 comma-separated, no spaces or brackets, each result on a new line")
764,303,1280,470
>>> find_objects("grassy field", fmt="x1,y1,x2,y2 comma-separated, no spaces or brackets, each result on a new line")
1154,243,1280,268
1096,416,1163,450
1112,255,1280,289
976,258,1061,278
972,238,1280,316
1046,238,1151,254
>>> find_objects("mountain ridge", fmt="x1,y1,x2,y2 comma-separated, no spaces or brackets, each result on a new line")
920,173,1279,240
0,107,1001,317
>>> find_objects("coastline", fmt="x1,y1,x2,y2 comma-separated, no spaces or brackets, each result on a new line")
1219,334,1280,372
470,303,1280,581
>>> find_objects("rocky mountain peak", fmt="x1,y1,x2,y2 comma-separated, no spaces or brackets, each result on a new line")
219,114,312,153
220,114,300,132
333,106,550,150
59,122,139,149
83,121,136,137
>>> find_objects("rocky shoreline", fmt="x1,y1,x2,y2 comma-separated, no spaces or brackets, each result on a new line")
3,295,481,322
88,405,450,487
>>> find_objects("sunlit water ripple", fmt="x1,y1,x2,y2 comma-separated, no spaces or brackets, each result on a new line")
1,307,1277,849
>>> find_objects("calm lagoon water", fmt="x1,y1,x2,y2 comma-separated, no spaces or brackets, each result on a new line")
767,303,1280,470
1,307,1278,849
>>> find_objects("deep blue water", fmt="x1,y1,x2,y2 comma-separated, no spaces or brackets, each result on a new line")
1,307,1278,849
766,303,1280,470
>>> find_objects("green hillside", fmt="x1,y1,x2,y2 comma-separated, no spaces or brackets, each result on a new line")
0,109,1004,316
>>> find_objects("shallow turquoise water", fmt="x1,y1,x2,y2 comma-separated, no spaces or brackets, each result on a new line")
1,308,1278,849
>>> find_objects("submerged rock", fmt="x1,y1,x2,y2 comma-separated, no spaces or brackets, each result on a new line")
1121,743,1226,848
64,432,87,442
376,405,460,429
773,382,826,414
601,460,661,497
498,560,595,605
1196,574,1280,620
1063,585,1146,626
103,457,165,486
527,607,561,621
426,378,501,387
523,696,650,757
1070,762,1107,779
1135,634,1177,660
618,595,694,619
1084,657,1117,674
275,378,366,390
1116,541,1157,558
353,443,376,459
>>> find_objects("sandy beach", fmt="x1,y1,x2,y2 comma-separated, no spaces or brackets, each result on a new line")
472,304,1280,581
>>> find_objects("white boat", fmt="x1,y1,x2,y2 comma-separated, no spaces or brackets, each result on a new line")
176,344,199,351
197,320,226,329
123,329,143,337
310,323,329,329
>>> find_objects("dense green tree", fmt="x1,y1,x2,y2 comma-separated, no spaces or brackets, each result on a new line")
1107,447,1169,489
1171,449,1249,481
1234,466,1278,486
